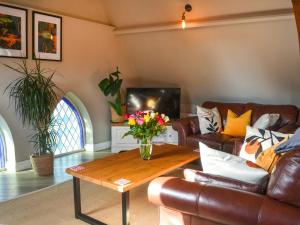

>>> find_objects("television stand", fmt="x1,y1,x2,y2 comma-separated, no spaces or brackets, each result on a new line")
111,122,178,153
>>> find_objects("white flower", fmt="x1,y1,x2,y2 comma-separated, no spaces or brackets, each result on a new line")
164,116,170,122
161,114,165,118
150,112,156,118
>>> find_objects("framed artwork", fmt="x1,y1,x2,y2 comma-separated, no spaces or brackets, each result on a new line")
33,11,62,61
0,4,27,58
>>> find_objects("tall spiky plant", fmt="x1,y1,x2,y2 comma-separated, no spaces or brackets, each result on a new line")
4,59,61,155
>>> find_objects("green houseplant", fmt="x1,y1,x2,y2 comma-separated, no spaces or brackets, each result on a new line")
98,67,125,122
4,59,60,176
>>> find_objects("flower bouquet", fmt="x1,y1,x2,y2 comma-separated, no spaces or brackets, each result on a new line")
123,111,170,160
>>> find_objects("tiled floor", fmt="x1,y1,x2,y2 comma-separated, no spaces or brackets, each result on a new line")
0,150,112,202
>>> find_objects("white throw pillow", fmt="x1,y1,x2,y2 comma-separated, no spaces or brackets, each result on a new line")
239,126,291,163
196,106,222,134
253,114,280,129
200,142,269,184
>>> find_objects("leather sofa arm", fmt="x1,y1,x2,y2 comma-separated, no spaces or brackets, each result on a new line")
278,124,300,134
183,169,268,194
172,117,198,146
148,177,264,225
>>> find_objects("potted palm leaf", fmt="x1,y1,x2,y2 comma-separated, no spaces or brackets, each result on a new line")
4,59,60,176
98,67,125,123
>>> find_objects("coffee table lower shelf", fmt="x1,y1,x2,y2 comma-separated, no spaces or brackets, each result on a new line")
72,177,130,225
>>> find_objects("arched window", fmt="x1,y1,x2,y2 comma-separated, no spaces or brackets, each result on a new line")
0,132,5,170
52,97,84,155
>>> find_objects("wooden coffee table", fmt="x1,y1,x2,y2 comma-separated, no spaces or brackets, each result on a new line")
66,144,199,225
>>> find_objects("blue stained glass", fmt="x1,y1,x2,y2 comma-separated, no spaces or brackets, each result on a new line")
0,134,5,169
52,97,84,155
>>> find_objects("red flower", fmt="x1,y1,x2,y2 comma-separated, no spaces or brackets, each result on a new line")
124,114,129,120
157,118,165,125
135,111,142,116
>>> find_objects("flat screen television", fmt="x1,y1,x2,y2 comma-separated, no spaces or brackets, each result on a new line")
126,88,181,119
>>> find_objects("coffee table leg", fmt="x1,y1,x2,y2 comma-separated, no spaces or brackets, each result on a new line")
72,177,107,225
73,177,82,218
122,191,130,225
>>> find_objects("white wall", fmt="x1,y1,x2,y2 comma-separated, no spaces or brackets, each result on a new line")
0,5,133,163
117,18,300,112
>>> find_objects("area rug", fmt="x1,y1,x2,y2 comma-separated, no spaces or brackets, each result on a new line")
0,178,160,225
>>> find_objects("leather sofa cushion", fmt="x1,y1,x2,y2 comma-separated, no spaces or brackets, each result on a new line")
184,169,268,194
223,141,239,154
186,133,243,153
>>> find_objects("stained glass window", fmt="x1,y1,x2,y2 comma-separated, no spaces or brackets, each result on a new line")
0,133,5,170
52,97,84,155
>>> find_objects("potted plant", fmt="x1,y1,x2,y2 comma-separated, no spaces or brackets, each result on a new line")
4,59,60,176
98,67,125,123
123,111,169,160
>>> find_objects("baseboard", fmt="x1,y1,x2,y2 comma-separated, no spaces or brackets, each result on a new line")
13,142,111,171
16,160,32,172
94,141,111,151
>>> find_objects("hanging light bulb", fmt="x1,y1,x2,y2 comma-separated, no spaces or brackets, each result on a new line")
181,12,186,29
181,4,192,30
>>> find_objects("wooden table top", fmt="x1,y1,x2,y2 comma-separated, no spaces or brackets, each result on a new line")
66,144,199,192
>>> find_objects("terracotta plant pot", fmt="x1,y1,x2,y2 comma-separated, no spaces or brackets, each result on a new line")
111,105,126,123
30,154,54,176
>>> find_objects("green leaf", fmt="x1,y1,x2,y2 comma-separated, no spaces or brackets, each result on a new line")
108,101,122,115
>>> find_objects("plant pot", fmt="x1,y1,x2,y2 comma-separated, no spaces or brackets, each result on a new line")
111,105,126,123
30,154,54,176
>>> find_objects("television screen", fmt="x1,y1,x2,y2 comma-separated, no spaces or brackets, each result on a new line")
126,88,181,119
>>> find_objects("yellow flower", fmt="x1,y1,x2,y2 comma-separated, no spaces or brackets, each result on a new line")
128,118,136,126
144,114,150,123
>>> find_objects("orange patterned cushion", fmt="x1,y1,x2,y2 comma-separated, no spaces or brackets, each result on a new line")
256,137,288,173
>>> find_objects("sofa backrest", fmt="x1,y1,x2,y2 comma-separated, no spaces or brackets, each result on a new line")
202,102,245,127
267,149,300,207
245,103,298,128
202,101,298,130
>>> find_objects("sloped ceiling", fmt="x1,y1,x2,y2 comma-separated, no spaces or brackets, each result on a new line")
1,0,293,27
0,0,110,24
100,0,292,28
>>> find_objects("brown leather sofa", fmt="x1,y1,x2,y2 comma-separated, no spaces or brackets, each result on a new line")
148,143,300,225
173,101,299,153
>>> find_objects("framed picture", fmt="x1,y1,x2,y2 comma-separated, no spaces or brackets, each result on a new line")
0,4,27,58
33,11,62,61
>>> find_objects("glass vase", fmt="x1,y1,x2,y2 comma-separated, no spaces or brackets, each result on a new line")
139,138,153,160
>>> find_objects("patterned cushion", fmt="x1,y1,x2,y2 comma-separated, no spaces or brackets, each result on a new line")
197,106,222,134
256,137,288,173
239,126,291,163
200,142,269,184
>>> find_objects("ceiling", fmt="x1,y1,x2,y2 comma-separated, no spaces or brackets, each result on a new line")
100,0,293,28
1,0,293,27
0,0,110,24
